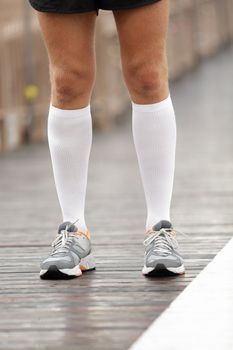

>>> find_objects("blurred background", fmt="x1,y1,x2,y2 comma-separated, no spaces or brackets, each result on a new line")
1,0,233,152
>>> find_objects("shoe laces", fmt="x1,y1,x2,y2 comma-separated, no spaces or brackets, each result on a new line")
144,228,178,256
51,220,78,255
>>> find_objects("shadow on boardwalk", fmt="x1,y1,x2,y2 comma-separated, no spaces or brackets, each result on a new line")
0,45,233,350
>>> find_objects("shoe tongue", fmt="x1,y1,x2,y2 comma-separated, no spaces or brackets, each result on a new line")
152,220,172,232
58,221,78,234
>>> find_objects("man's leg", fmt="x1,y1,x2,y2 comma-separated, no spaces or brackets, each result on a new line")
35,12,96,278
37,12,96,232
113,1,176,229
114,2,184,276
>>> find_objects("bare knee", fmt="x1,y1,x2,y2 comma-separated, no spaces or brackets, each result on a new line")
51,66,95,108
124,61,168,103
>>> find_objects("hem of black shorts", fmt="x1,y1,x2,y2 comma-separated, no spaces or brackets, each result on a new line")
29,2,97,14
29,0,161,14
100,0,161,11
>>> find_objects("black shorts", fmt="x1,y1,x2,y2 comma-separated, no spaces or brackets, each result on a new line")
29,0,161,14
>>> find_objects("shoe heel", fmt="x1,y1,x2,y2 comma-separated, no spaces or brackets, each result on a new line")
79,253,96,271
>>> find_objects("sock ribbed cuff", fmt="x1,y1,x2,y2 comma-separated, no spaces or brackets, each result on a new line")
132,95,172,113
49,104,91,117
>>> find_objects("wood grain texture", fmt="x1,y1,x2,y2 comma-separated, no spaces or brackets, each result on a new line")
0,45,233,350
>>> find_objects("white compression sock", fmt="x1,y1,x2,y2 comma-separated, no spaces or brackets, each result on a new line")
48,105,92,232
132,95,176,230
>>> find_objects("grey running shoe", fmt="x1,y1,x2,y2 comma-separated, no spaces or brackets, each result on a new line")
142,220,185,276
40,221,95,279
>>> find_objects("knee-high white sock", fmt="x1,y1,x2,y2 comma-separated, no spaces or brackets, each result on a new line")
132,95,176,230
48,105,92,232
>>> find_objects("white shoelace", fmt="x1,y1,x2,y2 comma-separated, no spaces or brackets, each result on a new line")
51,231,76,254
144,229,178,256
51,219,80,255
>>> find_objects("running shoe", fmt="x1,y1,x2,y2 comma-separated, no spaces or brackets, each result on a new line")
142,220,185,276
40,221,95,279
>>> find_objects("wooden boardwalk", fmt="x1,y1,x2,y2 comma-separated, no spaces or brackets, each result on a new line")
0,45,233,350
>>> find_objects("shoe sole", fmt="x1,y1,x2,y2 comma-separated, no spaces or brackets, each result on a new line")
142,263,185,277
40,253,96,280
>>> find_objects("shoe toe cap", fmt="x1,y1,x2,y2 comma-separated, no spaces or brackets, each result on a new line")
41,255,75,270
146,254,182,268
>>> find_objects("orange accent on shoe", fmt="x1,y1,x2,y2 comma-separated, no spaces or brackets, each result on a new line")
146,228,176,237
146,229,155,236
80,265,87,271
75,230,91,240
